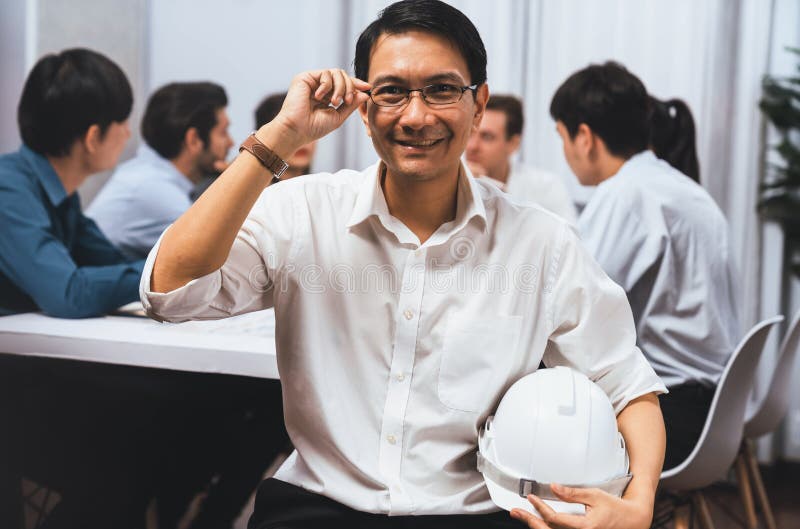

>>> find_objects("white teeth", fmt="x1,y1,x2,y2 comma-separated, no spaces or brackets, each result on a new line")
398,139,440,147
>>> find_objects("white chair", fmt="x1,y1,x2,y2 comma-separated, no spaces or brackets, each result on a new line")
734,309,800,529
658,316,784,529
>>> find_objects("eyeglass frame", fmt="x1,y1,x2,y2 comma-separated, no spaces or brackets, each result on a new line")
364,83,480,108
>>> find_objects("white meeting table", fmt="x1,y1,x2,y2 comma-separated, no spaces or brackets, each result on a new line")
0,308,279,379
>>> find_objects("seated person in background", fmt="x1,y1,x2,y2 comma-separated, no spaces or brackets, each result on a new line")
0,47,157,528
466,94,577,223
87,82,233,259
255,91,317,179
142,1,667,528
0,48,143,317
649,95,700,184
550,61,741,471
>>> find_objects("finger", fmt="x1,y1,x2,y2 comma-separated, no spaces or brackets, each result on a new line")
351,77,371,91
328,92,368,121
342,71,356,105
314,70,333,101
550,484,599,507
527,495,587,529
330,69,348,108
510,508,551,529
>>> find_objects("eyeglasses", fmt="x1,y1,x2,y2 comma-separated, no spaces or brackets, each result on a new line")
365,83,479,107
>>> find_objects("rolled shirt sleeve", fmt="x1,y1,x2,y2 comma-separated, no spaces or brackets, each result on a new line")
544,224,667,413
140,185,297,322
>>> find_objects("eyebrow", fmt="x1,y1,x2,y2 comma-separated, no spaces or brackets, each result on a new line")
371,71,468,86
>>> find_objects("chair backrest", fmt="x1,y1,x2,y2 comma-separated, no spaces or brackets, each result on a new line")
745,309,800,439
660,316,783,491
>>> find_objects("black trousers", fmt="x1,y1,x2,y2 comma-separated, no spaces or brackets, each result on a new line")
0,353,287,529
658,382,715,471
248,478,523,529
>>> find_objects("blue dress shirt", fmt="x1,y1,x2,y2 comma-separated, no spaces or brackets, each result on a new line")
0,145,145,317
86,145,194,260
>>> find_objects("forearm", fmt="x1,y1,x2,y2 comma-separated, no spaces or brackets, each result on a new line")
151,122,303,293
43,262,143,318
617,392,665,514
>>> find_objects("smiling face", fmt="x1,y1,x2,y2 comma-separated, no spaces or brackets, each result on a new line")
359,30,488,184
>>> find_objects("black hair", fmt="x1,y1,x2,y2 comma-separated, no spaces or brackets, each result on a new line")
18,48,133,157
254,92,286,129
549,61,650,159
649,96,700,183
141,82,228,160
354,0,487,86
487,95,524,138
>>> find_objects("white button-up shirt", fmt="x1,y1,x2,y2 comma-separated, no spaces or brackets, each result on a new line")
578,151,741,388
140,162,665,515
505,162,578,225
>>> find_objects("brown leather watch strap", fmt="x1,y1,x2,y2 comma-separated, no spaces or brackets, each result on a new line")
239,133,289,183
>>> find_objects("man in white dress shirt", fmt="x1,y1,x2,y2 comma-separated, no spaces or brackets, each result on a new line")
141,2,667,528
466,94,577,223
550,62,741,471
87,82,234,259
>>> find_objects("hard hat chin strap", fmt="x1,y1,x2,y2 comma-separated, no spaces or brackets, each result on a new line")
476,452,633,502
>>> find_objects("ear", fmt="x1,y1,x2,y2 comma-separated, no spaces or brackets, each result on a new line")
184,127,204,154
82,124,103,154
575,123,595,156
357,100,372,138
471,83,489,134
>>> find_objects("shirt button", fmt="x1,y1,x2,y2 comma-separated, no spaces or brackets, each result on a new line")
403,309,414,320
387,435,397,445
415,249,423,257
396,373,405,382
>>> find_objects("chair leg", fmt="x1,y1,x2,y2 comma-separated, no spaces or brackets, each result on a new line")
735,447,758,529
692,491,716,529
673,501,691,529
744,440,778,529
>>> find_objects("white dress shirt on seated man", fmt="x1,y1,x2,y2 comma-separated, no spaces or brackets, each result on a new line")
480,162,578,226
86,145,194,260
482,161,577,224
140,162,666,516
578,151,741,389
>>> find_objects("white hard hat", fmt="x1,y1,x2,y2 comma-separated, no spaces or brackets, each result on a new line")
477,366,631,516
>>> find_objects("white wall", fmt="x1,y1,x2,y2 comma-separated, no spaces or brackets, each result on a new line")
31,0,148,205
0,0,29,153
148,0,352,175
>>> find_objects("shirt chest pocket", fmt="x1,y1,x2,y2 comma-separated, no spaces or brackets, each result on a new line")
438,314,523,413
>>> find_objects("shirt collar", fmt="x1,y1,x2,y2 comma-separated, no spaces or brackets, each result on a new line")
137,143,196,196
20,145,69,206
609,150,656,182
346,162,487,237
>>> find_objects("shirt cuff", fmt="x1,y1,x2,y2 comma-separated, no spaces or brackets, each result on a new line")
596,347,669,415
139,227,222,322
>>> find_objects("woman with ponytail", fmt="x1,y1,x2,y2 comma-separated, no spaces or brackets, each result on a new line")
649,96,701,184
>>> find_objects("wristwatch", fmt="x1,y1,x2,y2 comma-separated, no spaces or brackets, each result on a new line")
239,132,289,184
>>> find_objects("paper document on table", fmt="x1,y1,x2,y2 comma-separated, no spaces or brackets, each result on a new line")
112,301,147,317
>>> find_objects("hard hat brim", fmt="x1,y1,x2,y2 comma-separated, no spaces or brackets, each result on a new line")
484,474,586,516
